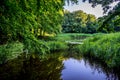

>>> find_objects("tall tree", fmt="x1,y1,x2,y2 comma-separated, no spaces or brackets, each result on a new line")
82,0,120,31
62,10,97,33
98,2,120,31
0,0,64,53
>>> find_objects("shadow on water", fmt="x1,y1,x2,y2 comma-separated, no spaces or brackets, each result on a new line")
0,52,120,80
0,53,64,80
62,50,120,80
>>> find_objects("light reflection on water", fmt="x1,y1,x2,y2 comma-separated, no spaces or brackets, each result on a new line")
61,58,118,80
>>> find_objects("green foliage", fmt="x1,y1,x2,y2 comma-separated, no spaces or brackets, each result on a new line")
0,0,64,57
47,41,68,51
83,0,120,13
46,33,92,52
89,1,120,33
62,10,97,33
54,33,92,41
82,0,120,33
78,32,120,68
98,12,120,32
1,0,120,65
0,42,24,64
23,35,49,55
0,0,64,40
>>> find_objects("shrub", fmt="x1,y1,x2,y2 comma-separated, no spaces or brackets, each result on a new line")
23,36,49,55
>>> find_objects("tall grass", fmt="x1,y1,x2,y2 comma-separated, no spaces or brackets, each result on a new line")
78,32,120,68
47,41,68,51
0,42,24,64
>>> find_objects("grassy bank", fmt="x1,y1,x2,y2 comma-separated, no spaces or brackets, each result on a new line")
0,33,76,63
0,33,102,64
77,32,120,68
46,33,93,52
0,42,24,64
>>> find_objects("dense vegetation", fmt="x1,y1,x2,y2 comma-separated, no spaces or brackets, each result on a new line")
61,0,120,69
0,0,120,70
0,0,65,61
76,33,120,68
0,0,64,41
62,10,97,33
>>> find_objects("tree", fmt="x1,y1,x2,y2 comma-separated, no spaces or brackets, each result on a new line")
98,2,120,32
62,10,97,33
82,0,120,32
0,0,64,54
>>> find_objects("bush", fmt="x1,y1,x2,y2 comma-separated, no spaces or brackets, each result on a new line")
23,36,49,55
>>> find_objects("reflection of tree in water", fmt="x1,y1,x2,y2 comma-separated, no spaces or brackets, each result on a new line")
0,54,64,80
0,52,120,80
82,57,119,80
65,51,120,80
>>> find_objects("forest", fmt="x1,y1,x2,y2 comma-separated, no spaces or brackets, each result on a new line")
0,0,120,80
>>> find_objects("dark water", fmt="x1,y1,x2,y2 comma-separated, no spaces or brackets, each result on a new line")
0,52,119,80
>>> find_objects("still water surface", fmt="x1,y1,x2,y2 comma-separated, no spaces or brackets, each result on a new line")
0,52,119,80
61,58,115,80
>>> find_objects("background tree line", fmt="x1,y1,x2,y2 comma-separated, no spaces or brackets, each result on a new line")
62,1,120,34
62,10,97,33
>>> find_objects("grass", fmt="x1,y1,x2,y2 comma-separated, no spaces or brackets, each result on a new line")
47,41,68,51
54,33,93,41
47,33,93,51
77,32,120,68
0,42,24,64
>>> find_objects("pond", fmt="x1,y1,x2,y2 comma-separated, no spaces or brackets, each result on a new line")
0,52,119,80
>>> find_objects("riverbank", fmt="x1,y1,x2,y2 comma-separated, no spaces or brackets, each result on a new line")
0,42,24,64
1,32,120,69
76,32,120,68
0,50,120,80
0,33,91,64
1,33,120,80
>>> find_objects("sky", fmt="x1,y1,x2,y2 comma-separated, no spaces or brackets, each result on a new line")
64,1,118,18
